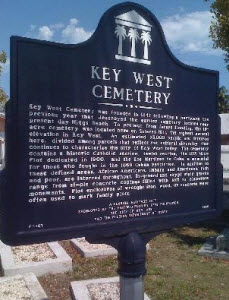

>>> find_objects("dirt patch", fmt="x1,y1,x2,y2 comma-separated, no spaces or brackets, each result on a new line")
39,272,73,300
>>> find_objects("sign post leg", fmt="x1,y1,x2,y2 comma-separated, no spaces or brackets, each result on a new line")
117,232,146,300
120,276,144,300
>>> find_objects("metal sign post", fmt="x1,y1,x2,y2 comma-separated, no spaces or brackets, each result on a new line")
120,277,144,300
118,232,146,300
86,232,148,300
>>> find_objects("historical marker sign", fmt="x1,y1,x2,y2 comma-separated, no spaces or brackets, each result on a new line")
1,2,222,245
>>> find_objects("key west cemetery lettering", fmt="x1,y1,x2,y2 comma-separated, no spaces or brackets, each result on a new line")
1,2,222,245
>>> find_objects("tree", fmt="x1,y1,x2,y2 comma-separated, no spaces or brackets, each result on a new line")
0,50,7,109
141,31,152,60
218,86,229,113
115,25,127,56
206,0,229,70
0,51,7,77
128,28,139,57
0,89,7,109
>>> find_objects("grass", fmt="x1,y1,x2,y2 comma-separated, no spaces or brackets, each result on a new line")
39,214,229,300
145,227,229,300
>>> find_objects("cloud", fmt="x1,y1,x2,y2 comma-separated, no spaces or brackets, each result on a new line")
69,18,78,25
61,18,92,43
161,11,222,55
26,19,92,44
30,24,37,31
50,23,64,30
37,26,54,41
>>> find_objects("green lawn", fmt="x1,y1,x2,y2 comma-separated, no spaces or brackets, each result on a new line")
145,226,229,300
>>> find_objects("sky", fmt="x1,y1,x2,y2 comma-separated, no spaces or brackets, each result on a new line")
0,0,228,95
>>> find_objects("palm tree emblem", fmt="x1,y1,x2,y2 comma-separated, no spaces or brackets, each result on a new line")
115,25,127,56
141,31,152,60
114,10,153,65
128,28,139,57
